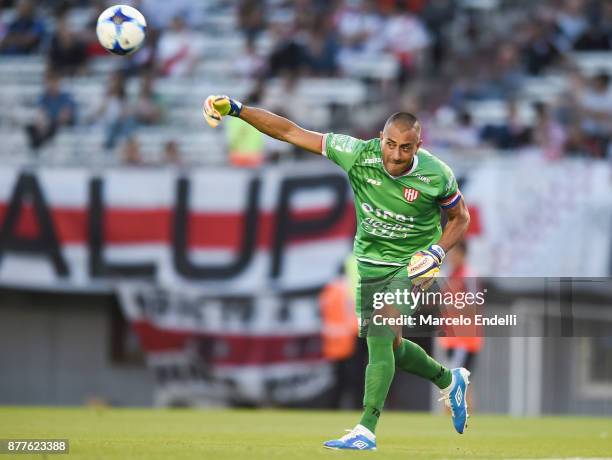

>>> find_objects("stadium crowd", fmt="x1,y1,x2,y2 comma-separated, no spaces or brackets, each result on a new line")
0,0,611,164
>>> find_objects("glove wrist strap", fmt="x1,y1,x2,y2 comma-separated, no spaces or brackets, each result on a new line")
429,244,445,263
229,99,243,117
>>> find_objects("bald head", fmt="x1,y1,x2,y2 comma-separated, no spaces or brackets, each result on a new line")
384,112,421,135
380,112,422,177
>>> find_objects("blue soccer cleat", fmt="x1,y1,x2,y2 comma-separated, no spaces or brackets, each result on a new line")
439,367,471,434
323,424,377,450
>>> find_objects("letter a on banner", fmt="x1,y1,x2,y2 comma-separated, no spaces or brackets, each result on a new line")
0,172,69,276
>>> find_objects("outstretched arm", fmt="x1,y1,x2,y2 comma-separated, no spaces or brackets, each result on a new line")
203,95,324,155
240,106,324,155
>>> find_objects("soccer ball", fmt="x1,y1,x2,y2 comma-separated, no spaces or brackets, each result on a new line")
96,5,147,56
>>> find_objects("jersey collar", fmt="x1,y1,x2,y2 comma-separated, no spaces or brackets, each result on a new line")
381,152,419,180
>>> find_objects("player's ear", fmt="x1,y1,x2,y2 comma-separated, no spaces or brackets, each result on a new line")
379,131,384,141
417,139,423,149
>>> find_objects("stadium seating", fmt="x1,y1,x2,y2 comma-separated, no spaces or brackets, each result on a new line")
0,2,610,165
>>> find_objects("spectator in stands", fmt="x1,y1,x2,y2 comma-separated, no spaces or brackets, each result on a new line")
25,71,77,149
238,0,266,41
421,0,455,72
484,43,524,99
82,0,111,57
156,15,203,78
303,19,339,76
573,71,612,157
93,72,135,150
293,0,320,31
334,0,386,77
233,36,266,80
604,0,612,40
335,0,383,54
573,0,612,50
162,140,182,165
0,0,45,55
521,19,561,75
379,4,431,82
133,73,164,125
531,101,567,159
564,122,592,156
573,22,612,50
447,65,492,108
554,0,589,50
448,110,482,149
481,100,531,151
48,10,88,76
120,136,143,165
267,20,308,77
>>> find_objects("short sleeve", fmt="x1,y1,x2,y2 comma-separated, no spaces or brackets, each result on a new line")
322,133,364,172
437,164,462,209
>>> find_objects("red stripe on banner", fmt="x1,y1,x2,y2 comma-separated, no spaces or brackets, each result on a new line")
132,321,323,365
0,205,87,242
105,209,171,243
0,204,356,248
15,204,39,239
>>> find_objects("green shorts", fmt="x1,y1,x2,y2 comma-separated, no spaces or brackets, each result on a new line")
355,261,418,338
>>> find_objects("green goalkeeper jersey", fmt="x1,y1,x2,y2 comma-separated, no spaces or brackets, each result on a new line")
323,133,462,266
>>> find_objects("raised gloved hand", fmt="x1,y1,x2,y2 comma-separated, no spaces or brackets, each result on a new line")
203,95,243,128
407,244,445,291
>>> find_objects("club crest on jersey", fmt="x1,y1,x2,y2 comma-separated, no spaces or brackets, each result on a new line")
403,187,420,202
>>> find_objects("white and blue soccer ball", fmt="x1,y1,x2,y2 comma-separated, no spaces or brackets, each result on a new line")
96,5,147,56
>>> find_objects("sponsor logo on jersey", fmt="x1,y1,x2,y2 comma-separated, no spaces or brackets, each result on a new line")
361,202,413,222
363,158,382,165
366,178,382,186
403,187,420,202
413,173,431,184
360,203,415,239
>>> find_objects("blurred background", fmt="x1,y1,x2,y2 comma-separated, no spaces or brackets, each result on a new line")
0,0,611,417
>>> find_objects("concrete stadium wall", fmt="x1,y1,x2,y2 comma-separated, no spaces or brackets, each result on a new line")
0,289,155,406
2,290,611,415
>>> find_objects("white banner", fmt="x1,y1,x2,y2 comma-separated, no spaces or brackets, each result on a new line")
0,163,354,405
0,163,355,292
462,156,612,277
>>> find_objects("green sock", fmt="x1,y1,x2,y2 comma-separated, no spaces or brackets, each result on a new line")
394,338,452,389
359,335,395,434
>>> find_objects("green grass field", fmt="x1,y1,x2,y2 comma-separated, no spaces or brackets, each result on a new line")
0,407,611,459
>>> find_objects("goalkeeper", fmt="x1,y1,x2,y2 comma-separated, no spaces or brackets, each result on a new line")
204,95,471,451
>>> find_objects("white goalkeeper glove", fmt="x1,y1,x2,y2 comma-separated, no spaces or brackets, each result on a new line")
407,244,445,291
203,95,243,128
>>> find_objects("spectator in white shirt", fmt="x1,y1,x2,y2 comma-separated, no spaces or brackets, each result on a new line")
157,15,203,78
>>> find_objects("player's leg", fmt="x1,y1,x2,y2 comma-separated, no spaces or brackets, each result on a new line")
324,264,398,450
393,337,451,388
393,337,470,433
387,268,471,434
359,317,396,433
323,323,395,451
